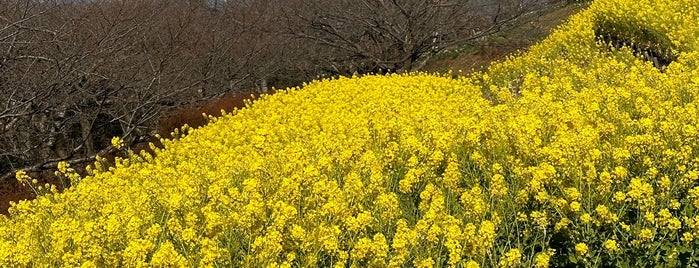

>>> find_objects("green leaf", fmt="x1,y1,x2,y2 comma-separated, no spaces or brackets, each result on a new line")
660,244,671,252
569,255,578,264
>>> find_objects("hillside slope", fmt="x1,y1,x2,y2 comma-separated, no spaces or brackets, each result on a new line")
2,0,699,266
422,2,588,73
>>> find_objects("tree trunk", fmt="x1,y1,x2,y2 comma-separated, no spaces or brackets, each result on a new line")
80,117,94,155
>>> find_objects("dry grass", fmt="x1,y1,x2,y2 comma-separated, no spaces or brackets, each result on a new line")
422,3,587,74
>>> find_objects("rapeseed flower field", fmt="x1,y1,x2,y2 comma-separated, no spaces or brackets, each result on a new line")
2,0,699,266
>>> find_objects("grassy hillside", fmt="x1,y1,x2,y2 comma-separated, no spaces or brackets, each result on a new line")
422,2,588,74
2,0,699,266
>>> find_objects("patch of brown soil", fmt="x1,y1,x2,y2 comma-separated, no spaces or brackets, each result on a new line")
156,91,271,137
0,179,31,215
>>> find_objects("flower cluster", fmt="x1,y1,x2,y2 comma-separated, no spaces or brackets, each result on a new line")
1,0,698,266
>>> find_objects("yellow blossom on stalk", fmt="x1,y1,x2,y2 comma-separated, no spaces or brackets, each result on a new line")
644,212,656,224
569,201,582,212
498,248,522,267
442,158,462,193
57,161,69,173
595,205,618,224
490,174,508,197
667,218,682,231
670,199,681,210
375,193,401,222
658,209,672,223
351,237,373,261
534,190,549,203
290,224,306,241
603,239,618,253
575,243,588,256
659,176,672,190
111,136,124,150
200,238,229,266
15,169,29,185
465,260,480,268
564,187,582,201
399,168,420,193
389,219,417,267
598,171,612,187
580,213,592,224
620,222,631,232
530,210,548,229
555,218,572,232
553,198,568,210
534,249,555,268
613,166,628,179
150,241,188,267
689,187,699,209
515,189,529,205
612,191,626,203
461,186,488,217
372,233,389,259
470,151,486,168
413,257,435,268
444,222,462,266
476,221,497,255
682,232,694,243
639,229,654,242
516,212,528,223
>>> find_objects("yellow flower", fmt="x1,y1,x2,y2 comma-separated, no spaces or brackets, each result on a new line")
351,238,372,261
564,187,582,201
111,136,124,149
613,166,628,179
612,191,626,203
534,249,555,268
575,243,588,256
371,233,389,259
669,199,681,210
682,232,694,243
619,222,631,232
490,174,508,197
644,212,656,224
413,257,435,268
498,248,522,267
554,218,572,232
603,239,618,253
150,241,188,267
569,201,581,212
667,218,682,231
57,161,69,173
516,212,528,222
290,225,306,241
580,213,592,224
465,260,480,268
639,228,654,242
595,205,618,224
530,210,548,229
14,170,29,185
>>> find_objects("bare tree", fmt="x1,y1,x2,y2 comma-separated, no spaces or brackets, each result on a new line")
0,0,284,179
282,0,561,74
